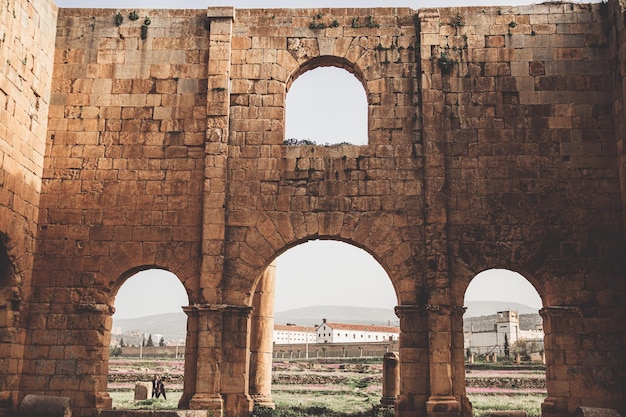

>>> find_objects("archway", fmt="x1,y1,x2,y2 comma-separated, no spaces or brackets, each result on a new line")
249,240,398,414
464,269,545,416
108,269,189,409
285,66,368,146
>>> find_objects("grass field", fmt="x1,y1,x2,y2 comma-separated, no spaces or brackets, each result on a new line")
109,388,544,417
109,359,545,416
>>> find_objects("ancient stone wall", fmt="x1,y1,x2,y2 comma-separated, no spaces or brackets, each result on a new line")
24,8,212,416
0,1,624,417
0,0,57,411
416,5,625,414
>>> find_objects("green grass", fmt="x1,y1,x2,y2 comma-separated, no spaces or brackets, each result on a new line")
109,391,182,410
468,393,543,417
109,388,543,417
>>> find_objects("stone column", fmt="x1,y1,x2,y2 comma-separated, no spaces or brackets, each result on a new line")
450,306,472,417
222,305,254,417
381,351,400,406
395,305,429,417
249,262,276,409
425,304,461,417
187,305,225,413
540,306,582,417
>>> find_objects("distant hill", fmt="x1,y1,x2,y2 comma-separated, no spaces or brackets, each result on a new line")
274,305,398,327
113,312,187,342
112,301,542,343
464,301,540,317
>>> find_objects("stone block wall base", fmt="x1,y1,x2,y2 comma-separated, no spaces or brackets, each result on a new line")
426,411,461,417
19,394,71,417
251,395,275,410
96,392,113,409
188,394,223,414
396,393,428,417
426,396,461,417
541,397,568,417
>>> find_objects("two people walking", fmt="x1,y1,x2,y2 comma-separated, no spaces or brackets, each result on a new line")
151,375,167,400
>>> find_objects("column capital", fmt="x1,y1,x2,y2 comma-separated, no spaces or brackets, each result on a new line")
183,303,253,317
539,305,583,319
394,304,466,318
394,304,422,318
426,304,466,316
77,302,115,316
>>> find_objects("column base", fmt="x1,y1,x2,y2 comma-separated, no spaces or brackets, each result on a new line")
189,393,224,414
380,396,398,407
96,391,113,409
426,395,461,417
251,394,275,410
541,397,569,417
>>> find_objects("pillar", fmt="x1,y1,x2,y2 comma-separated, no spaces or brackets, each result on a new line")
186,305,225,414
450,306,472,417
222,305,254,417
381,351,400,406
249,262,276,409
540,306,583,417
395,305,429,417
425,304,461,417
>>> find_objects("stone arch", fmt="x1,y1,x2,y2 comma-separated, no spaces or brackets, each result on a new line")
286,55,367,94
223,212,419,308
450,245,548,309
109,265,194,307
103,242,201,307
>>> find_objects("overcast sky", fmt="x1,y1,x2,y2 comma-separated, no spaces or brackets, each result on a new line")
51,0,545,318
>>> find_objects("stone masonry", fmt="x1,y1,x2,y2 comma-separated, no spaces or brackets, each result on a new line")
0,1,625,417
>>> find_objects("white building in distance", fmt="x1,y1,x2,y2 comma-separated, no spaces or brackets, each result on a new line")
465,310,544,355
273,324,316,344
316,319,400,343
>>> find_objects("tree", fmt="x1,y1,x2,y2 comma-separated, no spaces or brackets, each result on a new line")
111,346,122,357
159,337,165,347
146,334,154,347
504,334,510,359
119,337,125,347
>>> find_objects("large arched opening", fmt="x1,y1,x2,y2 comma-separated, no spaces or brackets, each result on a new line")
107,268,190,410
463,269,545,417
249,239,398,414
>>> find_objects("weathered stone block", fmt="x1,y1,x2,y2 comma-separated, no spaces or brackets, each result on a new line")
133,382,152,401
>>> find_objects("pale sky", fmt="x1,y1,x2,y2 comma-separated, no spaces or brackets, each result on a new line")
52,0,545,318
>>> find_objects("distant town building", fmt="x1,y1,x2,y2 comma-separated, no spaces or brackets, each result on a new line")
316,319,400,343
273,324,316,344
464,310,544,355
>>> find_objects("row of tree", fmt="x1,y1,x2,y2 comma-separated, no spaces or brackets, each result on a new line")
118,334,166,348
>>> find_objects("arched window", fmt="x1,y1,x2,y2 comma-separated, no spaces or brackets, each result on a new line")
285,66,368,146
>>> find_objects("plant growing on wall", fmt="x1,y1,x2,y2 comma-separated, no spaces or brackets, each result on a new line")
141,17,151,40
309,13,326,29
437,51,458,74
115,12,123,26
366,15,379,28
